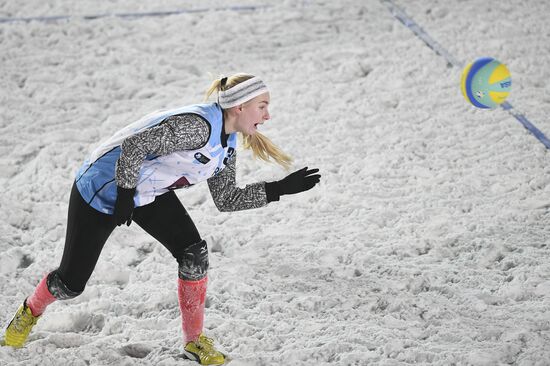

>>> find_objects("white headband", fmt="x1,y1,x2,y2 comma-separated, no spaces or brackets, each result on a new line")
218,76,269,109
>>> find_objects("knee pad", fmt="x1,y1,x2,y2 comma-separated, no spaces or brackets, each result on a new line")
47,270,83,300
177,240,209,281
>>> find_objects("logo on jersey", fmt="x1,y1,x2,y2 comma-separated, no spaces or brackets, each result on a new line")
166,176,192,190
194,152,210,164
223,147,235,165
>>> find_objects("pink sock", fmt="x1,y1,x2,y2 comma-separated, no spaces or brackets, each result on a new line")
178,276,207,343
26,273,57,316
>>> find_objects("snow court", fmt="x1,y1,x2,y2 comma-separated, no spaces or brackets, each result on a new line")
2,0,550,365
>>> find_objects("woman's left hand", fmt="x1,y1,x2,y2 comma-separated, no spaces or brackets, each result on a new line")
114,186,136,226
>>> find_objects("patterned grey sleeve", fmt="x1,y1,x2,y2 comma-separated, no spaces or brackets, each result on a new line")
207,152,269,212
115,114,210,188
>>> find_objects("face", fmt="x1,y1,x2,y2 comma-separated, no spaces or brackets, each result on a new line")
237,92,271,135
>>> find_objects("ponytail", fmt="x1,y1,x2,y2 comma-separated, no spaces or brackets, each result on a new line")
242,133,292,170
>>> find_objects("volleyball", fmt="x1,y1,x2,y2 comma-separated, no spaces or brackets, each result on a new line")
460,57,511,109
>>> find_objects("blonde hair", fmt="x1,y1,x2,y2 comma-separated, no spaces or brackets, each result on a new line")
205,73,292,170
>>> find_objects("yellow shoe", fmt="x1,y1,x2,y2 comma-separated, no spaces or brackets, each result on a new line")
183,334,226,365
3,300,39,348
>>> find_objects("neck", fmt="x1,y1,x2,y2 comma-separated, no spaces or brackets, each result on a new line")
223,110,238,134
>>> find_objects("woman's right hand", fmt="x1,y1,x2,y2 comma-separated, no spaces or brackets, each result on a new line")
278,167,321,195
266,167,321,202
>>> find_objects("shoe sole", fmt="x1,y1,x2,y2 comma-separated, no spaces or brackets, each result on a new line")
182,349,201,362
182,349,228,365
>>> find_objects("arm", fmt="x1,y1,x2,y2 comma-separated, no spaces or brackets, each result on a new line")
115,114,210,188
207,152,269,212
207,153,322,213
113,114,210,226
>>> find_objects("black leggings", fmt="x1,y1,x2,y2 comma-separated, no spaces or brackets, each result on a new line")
57,183,202,292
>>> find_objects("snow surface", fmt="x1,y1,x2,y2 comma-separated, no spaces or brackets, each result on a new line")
1,0,550,365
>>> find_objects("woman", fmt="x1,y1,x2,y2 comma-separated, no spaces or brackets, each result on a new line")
2,73,321,365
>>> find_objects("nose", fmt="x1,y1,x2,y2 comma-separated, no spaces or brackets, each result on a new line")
264,109,270,120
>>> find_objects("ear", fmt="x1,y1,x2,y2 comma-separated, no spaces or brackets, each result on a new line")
228,105,243,115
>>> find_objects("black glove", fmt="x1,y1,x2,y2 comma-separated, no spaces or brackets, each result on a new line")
265,167,321,202
114,186,136,226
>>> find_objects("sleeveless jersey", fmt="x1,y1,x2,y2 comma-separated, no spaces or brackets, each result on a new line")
75,103,236,214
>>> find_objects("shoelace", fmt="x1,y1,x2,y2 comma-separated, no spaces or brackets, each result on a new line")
12,311,35,333
191,335,219,356
199,335,214,347
188,335,224,363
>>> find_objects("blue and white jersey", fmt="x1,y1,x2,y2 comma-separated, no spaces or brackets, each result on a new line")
75,103,237,214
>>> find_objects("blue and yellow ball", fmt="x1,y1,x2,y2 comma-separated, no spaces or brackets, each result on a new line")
460,57,511,109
